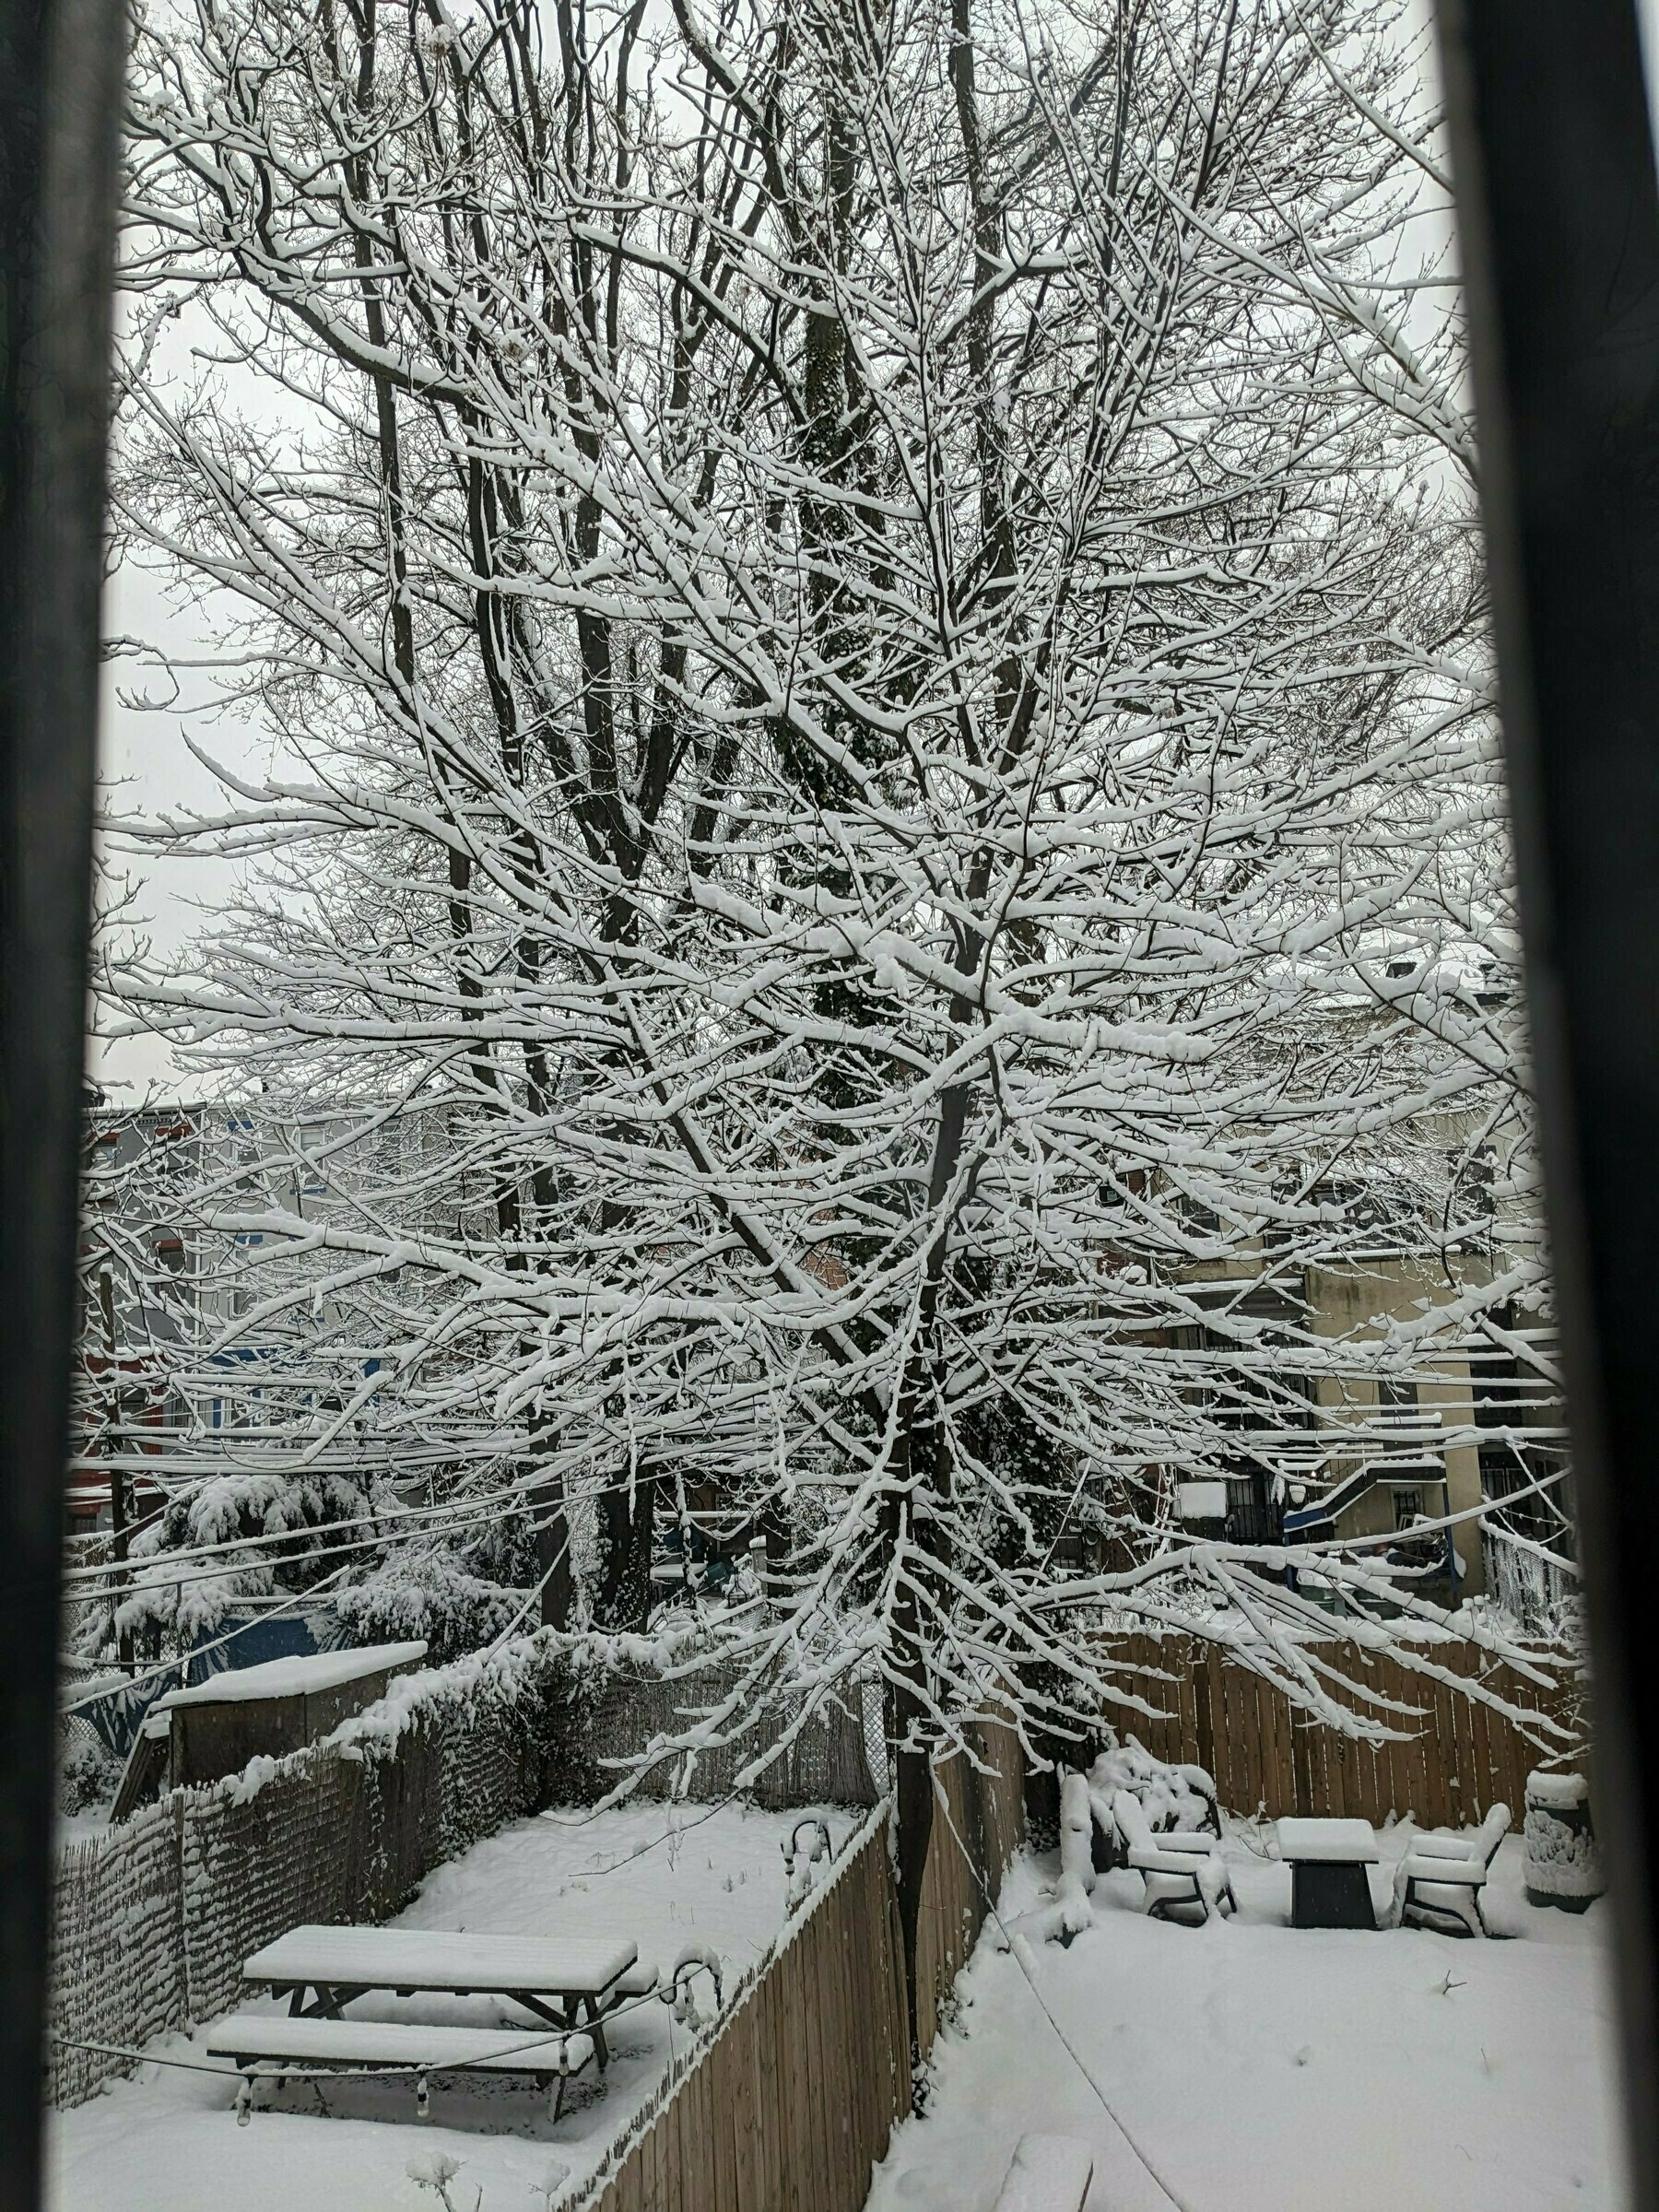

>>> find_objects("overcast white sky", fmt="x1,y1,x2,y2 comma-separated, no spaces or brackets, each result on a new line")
88,0,1659,1100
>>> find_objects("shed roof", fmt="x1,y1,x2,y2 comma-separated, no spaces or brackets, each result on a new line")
155,1640,427,1711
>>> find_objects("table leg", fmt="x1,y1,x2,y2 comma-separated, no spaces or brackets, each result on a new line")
575,1994,611,2071
1290,1862,1376,1930
301,1983,369,2018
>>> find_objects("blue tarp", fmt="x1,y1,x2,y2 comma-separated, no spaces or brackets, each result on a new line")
76,1604,348,1759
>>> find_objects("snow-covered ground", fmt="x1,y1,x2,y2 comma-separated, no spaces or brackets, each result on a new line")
48,1802,1630,2212
48,1797,850,2212
869,1821,1628,2212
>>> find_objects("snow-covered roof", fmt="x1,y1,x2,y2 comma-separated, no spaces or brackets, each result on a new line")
155,1640,427,1710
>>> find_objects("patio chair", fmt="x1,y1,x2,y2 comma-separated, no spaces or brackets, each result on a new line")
1394,1803,1512,1936
1172,1762,1223,1836
1112,1790,1236,1924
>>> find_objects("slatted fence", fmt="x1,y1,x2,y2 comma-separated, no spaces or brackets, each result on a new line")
1101,1632,1586,1828
565,1721,1027,2212
911,1719,1026,2058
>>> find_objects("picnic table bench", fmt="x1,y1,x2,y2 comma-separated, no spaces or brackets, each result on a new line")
1276,1818,1381,1930
206,2015,598,2121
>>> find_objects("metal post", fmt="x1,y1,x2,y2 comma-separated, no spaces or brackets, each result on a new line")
0,0,126,2193
1435,3,1659,2200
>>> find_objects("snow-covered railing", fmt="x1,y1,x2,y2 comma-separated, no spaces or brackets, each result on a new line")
1481,1528,1580,1639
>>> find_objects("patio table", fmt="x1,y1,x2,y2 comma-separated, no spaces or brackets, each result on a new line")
1275,1818,1381,1930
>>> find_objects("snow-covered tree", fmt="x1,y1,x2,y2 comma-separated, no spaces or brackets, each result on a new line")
98,0,1568,2049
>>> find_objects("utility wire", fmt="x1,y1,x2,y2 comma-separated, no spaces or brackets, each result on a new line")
931,1778,1198,2212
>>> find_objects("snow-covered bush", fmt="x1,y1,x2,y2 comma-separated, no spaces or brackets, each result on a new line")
58,1725,122,1819
1006,1770,1098,1949
335,1550,529,1665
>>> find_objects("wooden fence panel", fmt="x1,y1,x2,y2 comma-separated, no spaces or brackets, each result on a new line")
573,1806,901,2212
571,1722,1026,2212
1099,1632,1581,1824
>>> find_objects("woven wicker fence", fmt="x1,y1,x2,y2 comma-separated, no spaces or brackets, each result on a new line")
576,1663,881,1810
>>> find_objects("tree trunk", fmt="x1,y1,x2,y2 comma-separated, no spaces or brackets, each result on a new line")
534,1472,574,1631
890,1674,935,2088
98,1266,134,1675
594,1466,657,1630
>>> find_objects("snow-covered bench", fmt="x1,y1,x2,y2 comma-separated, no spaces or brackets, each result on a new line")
1113,1789,1236,1923
990,2134,1094,2212
206,2014,596,2121
1394,1804,1512,1936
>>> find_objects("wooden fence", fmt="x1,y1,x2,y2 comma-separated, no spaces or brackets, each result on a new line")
911,1719,1026,2059
1101,1632,1587,1830
565,1720,1027,2212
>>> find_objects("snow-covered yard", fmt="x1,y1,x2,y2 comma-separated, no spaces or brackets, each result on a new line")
48,1797,848,2212
870,1822,1628,2212
48,1796,1630,2212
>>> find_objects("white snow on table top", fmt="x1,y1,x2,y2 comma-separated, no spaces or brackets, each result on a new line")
1275,1816,1379,1863
48,1796,850,2212
243,1925,635,1994
867,1821,1627,2212
1526,1770,1591,1808
208,2015,594,2075
157,1641,428,1709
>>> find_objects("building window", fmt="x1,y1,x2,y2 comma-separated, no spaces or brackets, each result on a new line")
1394,1488,1424,1530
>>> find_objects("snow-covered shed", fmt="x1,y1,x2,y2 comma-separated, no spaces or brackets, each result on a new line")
130,1641,428,1803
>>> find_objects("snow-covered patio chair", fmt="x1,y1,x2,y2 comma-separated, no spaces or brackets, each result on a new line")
1112,1789,1236,1924
1088,1737,1221,1839
1394,1803,1512,1936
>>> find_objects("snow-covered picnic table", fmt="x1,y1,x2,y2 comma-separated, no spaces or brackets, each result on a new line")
210,1924,658,2124
1275,1818,1381,1930
241,1925,651,2062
